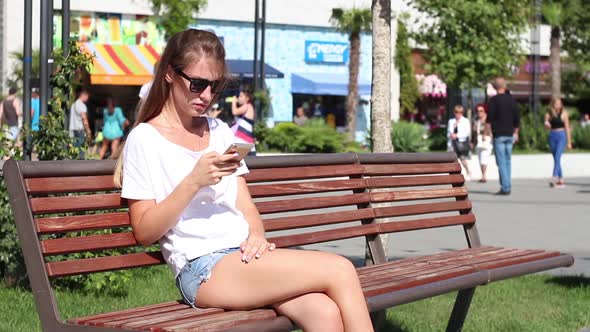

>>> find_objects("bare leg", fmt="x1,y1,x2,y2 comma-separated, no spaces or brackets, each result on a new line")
196,249,374,332
273,293,344,332
111,138,121,158
480,164,487,181
99,139,110,159
460,158,470,179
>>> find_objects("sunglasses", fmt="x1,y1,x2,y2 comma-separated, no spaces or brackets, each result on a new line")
173,68,224,94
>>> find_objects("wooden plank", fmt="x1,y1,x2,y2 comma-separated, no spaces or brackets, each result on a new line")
36,212,130,234
377,214,476,234
248,178,366,198
159,309,278,331
474,251,562,270
255,192,370,214
268,223,380,248
105,307,219,329
373,201,472,219
30,193,126,214
370,187,468,203
362,163,461,176
70,301,192,325
40,232,138,256
264,208,375,232
244,164,363,182
25,175,116,194
46,252,164,278
365,174,465,188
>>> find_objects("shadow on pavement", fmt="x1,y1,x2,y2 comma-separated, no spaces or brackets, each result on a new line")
545,275,590,289
578,190,590,194
465,190,494,195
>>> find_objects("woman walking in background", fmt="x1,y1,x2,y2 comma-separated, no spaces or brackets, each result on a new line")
544,97,571,188
231,90,256,155
473,104,493,183
448,105,471,180
100,98,129,159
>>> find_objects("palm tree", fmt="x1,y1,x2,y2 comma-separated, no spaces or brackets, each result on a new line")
330,7,372,140
8,49,41,90
542,1,564,98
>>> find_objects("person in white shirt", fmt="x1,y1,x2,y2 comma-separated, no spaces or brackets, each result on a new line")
447,105,471,179
68,89,92,159
114,29,373,332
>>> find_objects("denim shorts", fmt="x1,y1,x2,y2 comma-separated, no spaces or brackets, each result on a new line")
176,247,240,307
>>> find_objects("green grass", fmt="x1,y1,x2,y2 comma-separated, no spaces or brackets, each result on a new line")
1,269,588,331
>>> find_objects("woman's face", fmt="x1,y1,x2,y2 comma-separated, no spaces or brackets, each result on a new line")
454,110,463,120
477,107,486,118
553,99,563,110
238,92,249,105
168,57,223,117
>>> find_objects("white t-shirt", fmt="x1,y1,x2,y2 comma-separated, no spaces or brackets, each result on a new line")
68,98,87,135
121,118,250,277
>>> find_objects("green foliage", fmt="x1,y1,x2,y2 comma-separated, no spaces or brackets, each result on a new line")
515,109,549,152
31,41,93,160
572,125,590,149
541,1,564,27
410,0,529,88
7,49,41,90
428,127,448,151
391,121,429,152
330,7,372,34
151,0,208,40
562,62,590,101
395,17,419,116
0,130,24,286
254,89,271,121
561,0,590,64
257,119,350,153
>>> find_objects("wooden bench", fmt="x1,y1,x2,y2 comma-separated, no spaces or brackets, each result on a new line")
4,152,574,332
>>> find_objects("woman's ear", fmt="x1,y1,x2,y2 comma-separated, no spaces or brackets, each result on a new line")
165,67,173,83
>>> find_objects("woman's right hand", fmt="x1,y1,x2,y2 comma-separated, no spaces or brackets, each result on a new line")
188,152,240,187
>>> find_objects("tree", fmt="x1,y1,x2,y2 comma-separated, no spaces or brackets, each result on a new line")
410,0,530,109
560,0,590,101
542,1,565,98
7,49,41,90
151,0,208,40
395,16,419,116
330,7,372,140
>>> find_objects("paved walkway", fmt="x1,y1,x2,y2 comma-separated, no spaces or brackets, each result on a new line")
298,176,590,277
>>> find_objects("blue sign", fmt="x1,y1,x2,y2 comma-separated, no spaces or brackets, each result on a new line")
305,41,349,64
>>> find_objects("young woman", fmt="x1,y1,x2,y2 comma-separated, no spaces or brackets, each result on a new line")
231,90,256,155
447,105,471,180
544,97,572,187
114,29,373,332
473,104,493,183
100,98,129,159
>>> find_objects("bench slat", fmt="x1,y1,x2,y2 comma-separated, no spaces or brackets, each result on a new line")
112,307,227,329
269,223,380,248
362,163,461,176
45,252,164,277
377,214,476,234
373,200,472,219
36,212,130,234
255,192,370,214
264,208,375,231
40,232,138,256
30,193,126,214
248,178,366,198
25,175,117,194
365,174,465,188
159,309,278,331
370,187,468,203
70,301,195,325
244,164,363,182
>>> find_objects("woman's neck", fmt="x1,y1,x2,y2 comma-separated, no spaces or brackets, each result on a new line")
161,102,206,134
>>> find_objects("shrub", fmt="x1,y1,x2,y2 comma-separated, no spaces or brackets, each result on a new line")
516,111,549,152
257,119,348,153
391,121,429,152
572,125,590,149
428,126,448,151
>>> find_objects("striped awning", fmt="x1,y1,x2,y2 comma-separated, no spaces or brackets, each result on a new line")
80,43,160,86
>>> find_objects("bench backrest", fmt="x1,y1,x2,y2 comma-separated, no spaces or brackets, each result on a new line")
3,152,479,327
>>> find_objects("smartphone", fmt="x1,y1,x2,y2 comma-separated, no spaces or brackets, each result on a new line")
223,143,254,161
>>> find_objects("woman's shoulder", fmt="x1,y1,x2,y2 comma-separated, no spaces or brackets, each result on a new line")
126,123,155,144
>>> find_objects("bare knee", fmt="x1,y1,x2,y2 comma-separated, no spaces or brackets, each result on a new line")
276,294,343,332
328,254,358,283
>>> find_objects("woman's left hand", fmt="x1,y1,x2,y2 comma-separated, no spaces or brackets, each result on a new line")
567,142,572,149
239,232,276,263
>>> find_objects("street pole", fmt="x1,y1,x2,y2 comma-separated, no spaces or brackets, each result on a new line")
531,0,542,115
40,0,49,117
23,0,33,161
253,0,259,92
259,0,266,91
62,0,70,54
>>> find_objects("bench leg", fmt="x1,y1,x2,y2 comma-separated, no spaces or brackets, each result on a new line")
446,287,476,332
370,310,387,331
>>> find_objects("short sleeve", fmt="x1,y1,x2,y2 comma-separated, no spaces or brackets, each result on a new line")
121,128,155,200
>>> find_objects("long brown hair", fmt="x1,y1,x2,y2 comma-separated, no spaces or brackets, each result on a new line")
549,96,563,119
114,29,228,187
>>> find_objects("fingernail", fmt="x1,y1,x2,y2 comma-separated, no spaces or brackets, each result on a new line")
255,253,261,259
241,255,247,261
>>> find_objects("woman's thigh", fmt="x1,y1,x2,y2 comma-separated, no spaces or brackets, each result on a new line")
195,248,356,310
274,293,343,332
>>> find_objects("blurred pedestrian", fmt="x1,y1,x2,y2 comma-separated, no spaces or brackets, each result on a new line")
231,90,256,155
68,89,92,159
544,97,571,188
99,98,129,159
0,87,22,141
473,104,493,183
580,113,589,128
447,105,471,180
293,106,308,126
207,103,223,118
31,88,40,131
486,77,520,195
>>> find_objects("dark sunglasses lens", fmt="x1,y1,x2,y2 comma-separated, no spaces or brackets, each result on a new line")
211,80,223,93
190,79,210,93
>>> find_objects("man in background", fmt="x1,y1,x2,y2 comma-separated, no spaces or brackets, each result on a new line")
0,87,22,141
69,89,92,159
31,88,40,131
486,77,520,195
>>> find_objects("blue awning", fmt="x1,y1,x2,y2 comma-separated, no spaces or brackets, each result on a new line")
291,72,371,96
226,59,284,79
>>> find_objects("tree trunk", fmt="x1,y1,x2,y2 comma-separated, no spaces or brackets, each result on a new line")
550,26,561,98
371,0,392,153
346,32,360,140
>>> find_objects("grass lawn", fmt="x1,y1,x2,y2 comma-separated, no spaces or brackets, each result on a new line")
1,267,588,331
